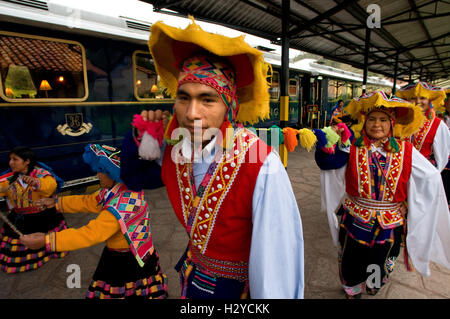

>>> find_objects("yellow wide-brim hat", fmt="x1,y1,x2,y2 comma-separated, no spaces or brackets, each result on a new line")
148,16,271,125
345,91,425,138
397,81,446,113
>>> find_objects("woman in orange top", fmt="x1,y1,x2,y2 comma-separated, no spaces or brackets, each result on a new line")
0,146,67,273
20,144,167,299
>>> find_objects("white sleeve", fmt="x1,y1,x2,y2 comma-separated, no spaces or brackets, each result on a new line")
432,121,450,172
249,151,304,299
406,147,450,276
320,166,347,246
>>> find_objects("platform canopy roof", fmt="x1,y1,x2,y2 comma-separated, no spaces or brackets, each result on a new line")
140,0,450,86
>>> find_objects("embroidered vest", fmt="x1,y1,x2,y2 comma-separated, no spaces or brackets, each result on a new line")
344,140,413,229
99,183,155,267
9,167,53,213
162,128,271,280
409,115,441,160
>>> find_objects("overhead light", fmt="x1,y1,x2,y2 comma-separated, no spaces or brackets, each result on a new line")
247,0,268,10
158,8,179,14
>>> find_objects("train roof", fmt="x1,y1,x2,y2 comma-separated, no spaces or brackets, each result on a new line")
264,54,394,88
0,0,393,88
0,0,151,44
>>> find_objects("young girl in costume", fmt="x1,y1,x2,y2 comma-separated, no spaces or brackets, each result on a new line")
20,144,167,299
314,91,450,299
0,146,68,273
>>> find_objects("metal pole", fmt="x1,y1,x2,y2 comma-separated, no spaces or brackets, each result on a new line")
409,61,413,84
300,106,303,126
362,28,371,94
392,51,399,95
280,0,290,129
279,0,290,167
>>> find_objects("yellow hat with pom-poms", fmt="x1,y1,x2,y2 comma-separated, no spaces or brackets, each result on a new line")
397,81,447,114
345,91,425,139
148,16,271,125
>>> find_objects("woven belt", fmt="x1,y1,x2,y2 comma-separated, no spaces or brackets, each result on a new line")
189,244,249,281
107,247,131,253
14,207,41,214
348,196,399,211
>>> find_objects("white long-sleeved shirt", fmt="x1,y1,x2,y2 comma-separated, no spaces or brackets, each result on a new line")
432,121,450,172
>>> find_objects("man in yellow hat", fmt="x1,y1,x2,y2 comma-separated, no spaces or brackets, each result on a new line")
120,18,304,299
397,82,450,172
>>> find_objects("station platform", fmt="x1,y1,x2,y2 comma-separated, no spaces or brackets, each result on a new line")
1,147,449,299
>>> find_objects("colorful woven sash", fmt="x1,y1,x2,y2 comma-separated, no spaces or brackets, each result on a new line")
102,183,154,267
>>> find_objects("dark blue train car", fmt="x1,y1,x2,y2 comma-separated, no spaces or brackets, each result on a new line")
0,1,173,187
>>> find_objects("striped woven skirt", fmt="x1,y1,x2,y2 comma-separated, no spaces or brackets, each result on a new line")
0,207,68,274
86,247,168,299
338,208,403,296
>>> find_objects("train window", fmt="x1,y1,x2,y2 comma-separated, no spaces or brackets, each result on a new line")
133,51,171,100
353,84,363,98
0,31,87,102
289,79,298,97
268,71,280,100
345,83,352,100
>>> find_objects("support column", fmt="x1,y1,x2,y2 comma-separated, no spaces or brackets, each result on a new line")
409,61,413,84
279,0,290,167
392,51,399,95
362,28,371,94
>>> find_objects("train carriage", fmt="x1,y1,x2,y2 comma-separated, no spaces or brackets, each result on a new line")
0,0,175,186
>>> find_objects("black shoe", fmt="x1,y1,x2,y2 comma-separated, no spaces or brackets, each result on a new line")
345,293,362,299
366,286,380,296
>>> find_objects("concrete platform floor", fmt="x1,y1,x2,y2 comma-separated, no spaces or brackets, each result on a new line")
1,147,449,299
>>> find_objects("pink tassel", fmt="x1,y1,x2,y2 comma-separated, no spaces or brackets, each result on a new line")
131,114,165,146
321,144,336,154
337,123,351,143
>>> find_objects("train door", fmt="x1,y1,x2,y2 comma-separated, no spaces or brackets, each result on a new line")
288,77,299,126
300,75,311,127
307,76,321,128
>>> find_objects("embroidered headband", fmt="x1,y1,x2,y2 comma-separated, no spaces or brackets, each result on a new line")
178,54,239,122
83,144,122,183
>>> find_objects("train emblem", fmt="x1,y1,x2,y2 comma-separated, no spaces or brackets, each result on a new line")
57,113,93,137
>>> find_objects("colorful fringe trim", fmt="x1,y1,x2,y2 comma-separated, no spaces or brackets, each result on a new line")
85,272,168,299
0,220,68,274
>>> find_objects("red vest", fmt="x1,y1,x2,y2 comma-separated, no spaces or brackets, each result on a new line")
344,140,413,228
161,128,271,279
410,115,441,159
